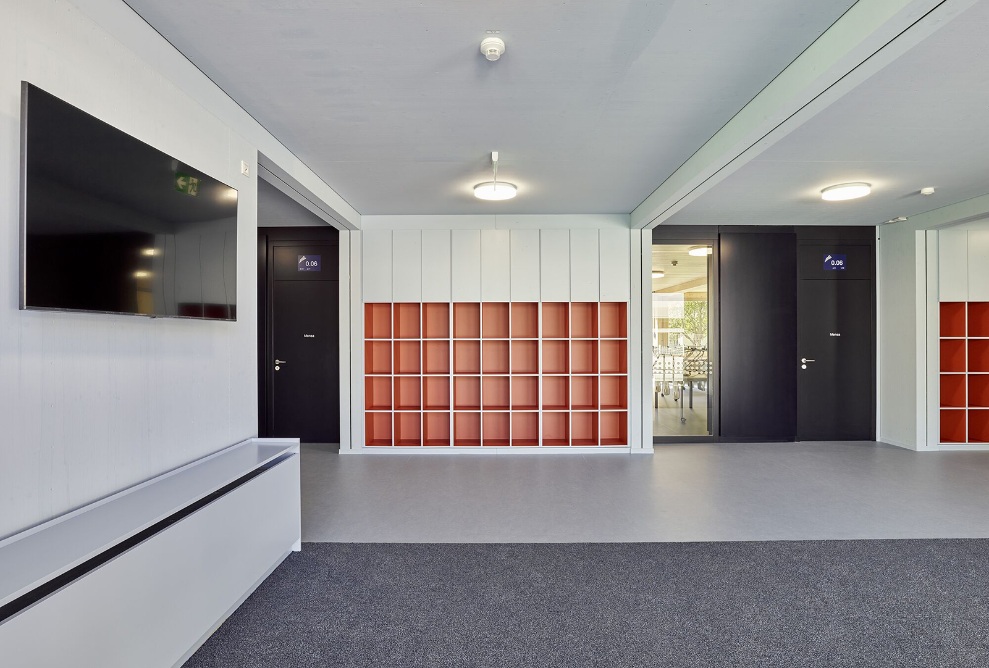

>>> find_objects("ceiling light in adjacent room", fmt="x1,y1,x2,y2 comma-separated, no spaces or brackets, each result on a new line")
652,270,665,278
133,270,151,279
821,182,871,201
687,246,712,257
474,151,517,201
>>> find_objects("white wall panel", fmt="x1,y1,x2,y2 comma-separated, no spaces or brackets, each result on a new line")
968,230,989,301
938,228,968,301
392,229,422,302
599,229,631,301
361,229,393,303
349,232,364,450
540,230,570,302
510,230,540,302
451,230,482,302
421,230,452,302
570,229,600,302
480,229,511,302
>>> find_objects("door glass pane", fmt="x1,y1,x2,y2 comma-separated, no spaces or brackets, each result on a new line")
652,244,711,436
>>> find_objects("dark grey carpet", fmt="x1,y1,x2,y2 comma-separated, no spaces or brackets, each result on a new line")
184,541,989,667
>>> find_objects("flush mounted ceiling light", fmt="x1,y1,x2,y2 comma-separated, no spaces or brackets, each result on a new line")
474,151,517,201
652,270,665,278
688,246,712,257
821,182,871,201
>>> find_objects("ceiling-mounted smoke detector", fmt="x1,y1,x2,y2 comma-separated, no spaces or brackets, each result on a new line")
480,36,506,61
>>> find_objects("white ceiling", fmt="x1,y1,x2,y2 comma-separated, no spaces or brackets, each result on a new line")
121,0,987,227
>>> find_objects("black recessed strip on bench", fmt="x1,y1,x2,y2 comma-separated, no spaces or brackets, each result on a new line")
0,452,294,625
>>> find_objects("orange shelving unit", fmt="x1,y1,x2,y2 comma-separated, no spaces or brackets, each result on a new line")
969,302,989,337
941,409,966,443
364,301,628,448
969,340,989,372
970,410,989,443
940,339,965,372
941,302,965,337
939,301,989,444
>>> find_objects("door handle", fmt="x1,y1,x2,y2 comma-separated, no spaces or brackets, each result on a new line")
275,358,286,371
275,359,287,364
800,357,815,370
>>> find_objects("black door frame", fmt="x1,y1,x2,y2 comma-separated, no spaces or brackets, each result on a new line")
258,226,340,438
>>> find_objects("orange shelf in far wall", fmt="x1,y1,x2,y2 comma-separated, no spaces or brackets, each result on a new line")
970,339,989,372
453,412,481,446
543,412,569,446
941,409,966,443
481,340,510,374
365,377,392,411
511,340,539,374
423,376,450,411
969,375,989,408
365,412,392,446
423,340,450,374
600,411,628,446
365,303,391,339
512,412,539,446
423,302,450,338
482,376,510,410
481,302,510,339
571,340,599,375
571,376,598,410
940,374,966,408
511,302,539,338
940,302,965,337
940,339,966,373
365,341,391,375
453,340,480,374
543,376,569,410
969,302,989,337
394,377,421,411
482,412,510,446
571,302,599,338
542,340,569,374
600,376,628,410
453,376,481,411
394,303,421,339
542,302,569,338
453,303,480,339
969,410,989,443
600,340,627,374
423,412,451,446
571,412,599,446
599,302,628,338
511,376,539,410
394,341,421,375
394,412,422,446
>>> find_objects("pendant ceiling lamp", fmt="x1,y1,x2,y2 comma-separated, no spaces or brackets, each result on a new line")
474,151,517,201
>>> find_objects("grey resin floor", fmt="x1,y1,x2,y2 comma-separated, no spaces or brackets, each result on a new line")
301,441,989,543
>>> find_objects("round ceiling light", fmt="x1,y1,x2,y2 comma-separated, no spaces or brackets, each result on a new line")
652,270,665,278
688,246,713,257
821,182,871,201
474,181,517,201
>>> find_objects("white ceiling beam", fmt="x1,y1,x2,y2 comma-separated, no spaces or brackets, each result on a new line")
631,0,978,229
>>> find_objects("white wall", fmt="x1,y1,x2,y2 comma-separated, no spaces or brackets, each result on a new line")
0,0,304,538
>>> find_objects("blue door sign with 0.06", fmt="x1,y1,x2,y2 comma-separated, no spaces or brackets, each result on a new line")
298,254,321,271
823,253,846,271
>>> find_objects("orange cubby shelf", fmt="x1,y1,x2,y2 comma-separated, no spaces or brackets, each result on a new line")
571,412,599,446
453,376,481,411
542,340,569,374
481,302,510,339
511,376,539,410
423,303,450,339
423,412,451,446
512,412,539,446
940,339,966,373
969,410,989,443
511,303,539,338
394,412,422,446
394,303,421,339
600,376,628,410
453,412,481,446
970,339,989,372
940,302,965,338
366,412,392,446
394,341,421,375
600,411,628,446
423,340,450,375
453,303,480,338
511,340,539,374
941,409,966,443
571,376,599,410
482,411,510,446
599,302,628,339
969,375,989,408
365,377,392,411
543,412,569,446
365,303,391,339
365,341,391,375
969,302,989,337
542,302,569,338
423,376,450,411
394,376,421,411
482,376,510,410
940,374,966,408
542,376,569,410
571,340,599,375
481,340,510,374
600,340,627,374
571,302,599,338
453,340,480,374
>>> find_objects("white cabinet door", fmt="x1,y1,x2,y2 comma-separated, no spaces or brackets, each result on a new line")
939,229,968,302
362,229,392,303
599,229,631,301
392,229,422,302
510,229,540,302
480,229,511,301
451,229,482,302
968,230,989,301
569,229,600,302
540,230,570,302
421,229,452,302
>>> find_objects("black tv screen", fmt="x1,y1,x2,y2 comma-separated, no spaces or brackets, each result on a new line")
20,82,238,320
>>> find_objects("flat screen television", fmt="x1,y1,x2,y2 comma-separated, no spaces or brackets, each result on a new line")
19,82,238,320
